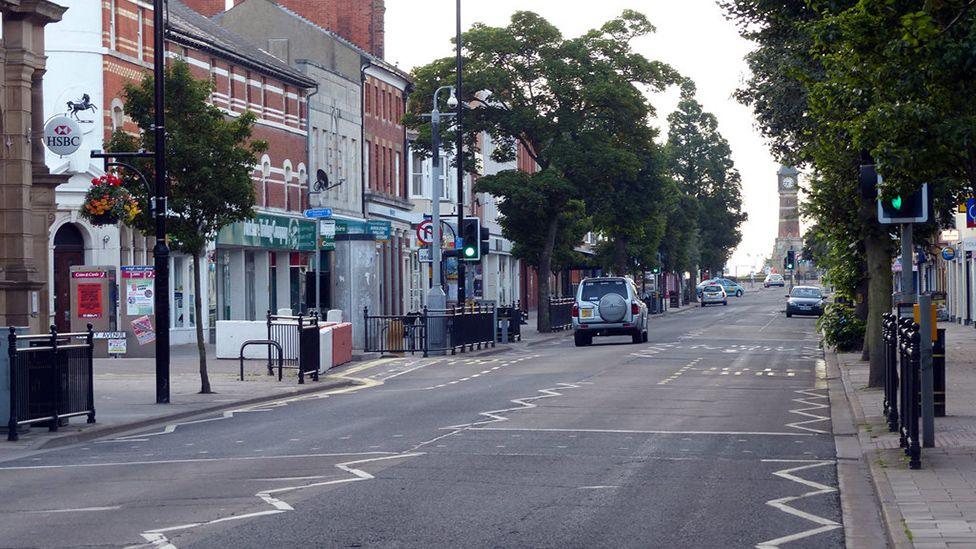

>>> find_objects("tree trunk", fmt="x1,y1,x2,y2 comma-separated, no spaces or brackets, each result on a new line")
537,215,559,333
689,266,699,303
859,197,892,388
192,251,212,394
613,237,628,276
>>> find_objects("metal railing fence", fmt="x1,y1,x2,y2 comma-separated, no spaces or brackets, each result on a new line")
7,325,95,441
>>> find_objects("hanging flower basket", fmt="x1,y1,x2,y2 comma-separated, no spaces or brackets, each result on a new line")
79,173,141,227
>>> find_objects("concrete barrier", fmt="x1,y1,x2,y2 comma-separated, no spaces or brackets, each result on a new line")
332,322,353,367
318,324,334,371
216,321,269,359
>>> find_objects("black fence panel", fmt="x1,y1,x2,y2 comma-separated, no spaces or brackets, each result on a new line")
7,325,95,442
363,308,429,356
882,313,899,432
264,313,321,383
446,304,496,354
298,319,320,384
497,305,522,342
548,298,574,332
897,318,922,469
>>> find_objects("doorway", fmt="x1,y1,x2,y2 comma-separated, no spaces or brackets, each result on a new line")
53,224,85,332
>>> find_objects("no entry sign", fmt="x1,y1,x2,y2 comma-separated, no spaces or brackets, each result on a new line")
416,219,433,245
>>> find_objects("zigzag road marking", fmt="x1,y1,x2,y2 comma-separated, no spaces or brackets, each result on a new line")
129,452,423,549
786,389,830,434
441,382,584,431
756,459,840,548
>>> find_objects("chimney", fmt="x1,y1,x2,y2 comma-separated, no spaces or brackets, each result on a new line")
181,0,231,17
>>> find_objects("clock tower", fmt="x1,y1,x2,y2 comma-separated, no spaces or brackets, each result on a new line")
771,166,804,272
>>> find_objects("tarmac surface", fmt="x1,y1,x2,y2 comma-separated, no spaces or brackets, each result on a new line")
0,287,843,548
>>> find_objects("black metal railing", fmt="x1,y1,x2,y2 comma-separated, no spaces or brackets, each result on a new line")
447,303,496,353
497,304,522,342
897,318,922,470
265,312,320,383
548,297,574,332
364,305,499,356
363,308,429,356
7,325,95,442
882,313,899,432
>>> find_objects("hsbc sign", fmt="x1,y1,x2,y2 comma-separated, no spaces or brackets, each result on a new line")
43,116,82,156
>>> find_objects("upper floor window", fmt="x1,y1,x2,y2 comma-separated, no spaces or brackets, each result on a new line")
136,8,144,61
411,151,425,197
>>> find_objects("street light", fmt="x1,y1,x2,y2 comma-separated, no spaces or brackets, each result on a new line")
422,85,457,353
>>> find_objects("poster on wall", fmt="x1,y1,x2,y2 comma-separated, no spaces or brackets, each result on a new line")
122,266,155,316
77,283,103,319
131,315,156,346
107,338,127,355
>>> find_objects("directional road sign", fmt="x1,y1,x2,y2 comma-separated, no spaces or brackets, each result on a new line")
303,208,333,219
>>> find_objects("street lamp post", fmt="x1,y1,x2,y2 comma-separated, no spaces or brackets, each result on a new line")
455,0,466,306
425,86,457,352
152,0,170,404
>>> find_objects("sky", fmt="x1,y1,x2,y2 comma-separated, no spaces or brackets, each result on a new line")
385,0,786,275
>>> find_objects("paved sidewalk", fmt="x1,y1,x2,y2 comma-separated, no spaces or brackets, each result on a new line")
1,344,362,455
835,320,976,548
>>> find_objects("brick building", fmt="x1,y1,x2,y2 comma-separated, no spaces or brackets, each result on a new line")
44,0,315,347
187,0,384,58
0,0,68,333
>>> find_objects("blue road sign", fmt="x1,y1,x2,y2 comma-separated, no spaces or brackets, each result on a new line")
303,208,333,219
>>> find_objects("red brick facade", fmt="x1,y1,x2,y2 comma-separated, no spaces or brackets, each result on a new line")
364,74,406,200
181,0,226,17
270,0,385,58
102,0,310,216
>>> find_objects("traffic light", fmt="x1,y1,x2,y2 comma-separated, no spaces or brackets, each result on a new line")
786,250,796,271
651,266,661,275
878,183,929,224
480,226,491,257
460,218,481,261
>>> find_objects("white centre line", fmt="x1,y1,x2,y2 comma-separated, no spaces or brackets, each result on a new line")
461,427,815,437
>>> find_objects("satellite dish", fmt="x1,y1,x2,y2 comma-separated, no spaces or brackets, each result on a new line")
314,169,329,192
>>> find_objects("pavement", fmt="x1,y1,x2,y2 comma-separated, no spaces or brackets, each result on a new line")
832,317,976,548
0,288,847,548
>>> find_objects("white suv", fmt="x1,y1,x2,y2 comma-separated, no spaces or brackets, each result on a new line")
572,277,648,347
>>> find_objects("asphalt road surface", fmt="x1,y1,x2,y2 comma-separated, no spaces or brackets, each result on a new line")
0,286,842,549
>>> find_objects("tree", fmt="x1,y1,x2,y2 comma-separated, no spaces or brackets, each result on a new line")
108,60,267,394
406,10,678,331
664,81,746,277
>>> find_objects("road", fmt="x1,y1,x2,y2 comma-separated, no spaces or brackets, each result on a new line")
0,286,841,549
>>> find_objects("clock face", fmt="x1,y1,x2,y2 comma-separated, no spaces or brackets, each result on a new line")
782,177,796,189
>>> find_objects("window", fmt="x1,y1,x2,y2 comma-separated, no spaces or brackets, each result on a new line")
581,280,627,301
245,71,252,107
136,8,144,61
109,0,117,50
373,143,380,191
364,141,371,192
411,151,425,197
365,83,371,115
394,151,401,196
111,105,124,131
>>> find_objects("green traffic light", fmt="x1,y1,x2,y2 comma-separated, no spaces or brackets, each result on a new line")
892,196,903,210
464,247,476,258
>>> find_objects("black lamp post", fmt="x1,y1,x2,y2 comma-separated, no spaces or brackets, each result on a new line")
455,0,466,305
152,0,170,404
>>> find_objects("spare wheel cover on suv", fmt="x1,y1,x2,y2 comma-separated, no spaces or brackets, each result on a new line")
598,292,627,322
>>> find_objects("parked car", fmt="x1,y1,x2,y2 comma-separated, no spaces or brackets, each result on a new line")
573,277,649,346
764,274,785,288
700,283,728,307
696,279,717,298
716,278,744,297
786,286,827,317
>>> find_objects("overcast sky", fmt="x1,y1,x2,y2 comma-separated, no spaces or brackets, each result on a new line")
385,0,785,275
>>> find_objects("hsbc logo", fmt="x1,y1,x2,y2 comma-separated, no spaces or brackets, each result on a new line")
43,115,82,156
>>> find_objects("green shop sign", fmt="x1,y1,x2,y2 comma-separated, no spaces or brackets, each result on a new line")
367,220,392,242
329,218,392,243
217,213,316,251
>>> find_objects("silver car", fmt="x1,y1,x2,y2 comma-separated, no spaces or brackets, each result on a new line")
700,283,728,307
572,277,648,346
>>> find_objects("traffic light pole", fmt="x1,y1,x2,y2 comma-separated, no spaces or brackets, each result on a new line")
455,0,466,306
901,223,915,304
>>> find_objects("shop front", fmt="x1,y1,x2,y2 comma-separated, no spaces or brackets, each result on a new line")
215,213,317,321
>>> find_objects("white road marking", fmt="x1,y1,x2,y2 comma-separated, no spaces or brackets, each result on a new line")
0,452,394,471
578,485,619,490
136,452,423,549
756,460,840,548
25,506,121,514
786,389,830,434
462,427,815,436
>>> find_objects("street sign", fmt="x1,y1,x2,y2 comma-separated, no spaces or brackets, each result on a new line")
967,198,976,228
43,116,82,156
303,208,333,219
942,246,957,261
319,219,336,251
418,247,432,263
416,219,433,245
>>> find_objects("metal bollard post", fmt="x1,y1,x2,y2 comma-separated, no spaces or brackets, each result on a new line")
919,295,935,449
934,328,946,417
909,326,922,469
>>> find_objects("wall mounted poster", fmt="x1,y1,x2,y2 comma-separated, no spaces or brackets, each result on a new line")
77,283,103,319
122,266,155,316
131,315,156,346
